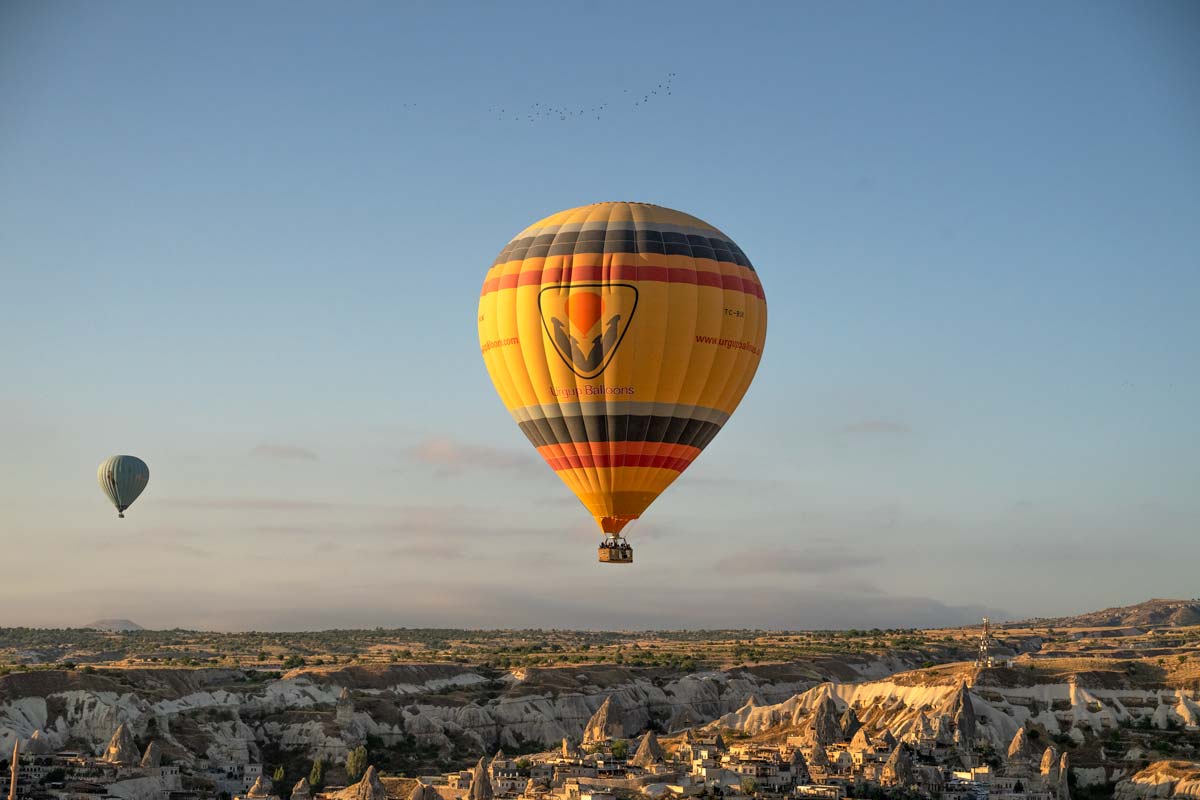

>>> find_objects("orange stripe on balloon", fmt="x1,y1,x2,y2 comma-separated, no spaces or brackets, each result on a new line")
538,442,701,472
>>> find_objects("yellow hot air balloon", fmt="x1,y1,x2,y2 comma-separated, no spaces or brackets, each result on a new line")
478,202,767,563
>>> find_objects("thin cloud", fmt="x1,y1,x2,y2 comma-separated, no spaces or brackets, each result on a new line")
678,471,794,492
250,443,319,461
407,436,540,476
79,528,217,560
377,542,468,560
714,547,884,576
245,505,562,544
837,420,912,435
163,497,345,511
122,586,1005,631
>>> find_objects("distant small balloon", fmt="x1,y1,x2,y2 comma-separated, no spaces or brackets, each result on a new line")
97,455,150,518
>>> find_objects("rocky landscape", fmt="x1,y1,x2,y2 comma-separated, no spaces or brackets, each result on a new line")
1,599,1197,799
1116,761,1200,800
701,667,1200,785
0,653,934,769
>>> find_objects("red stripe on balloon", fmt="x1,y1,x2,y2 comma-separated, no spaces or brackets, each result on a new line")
542,453,697,472
481,264,764,300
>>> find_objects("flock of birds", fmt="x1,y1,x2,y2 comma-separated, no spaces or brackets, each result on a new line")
488,72,676,124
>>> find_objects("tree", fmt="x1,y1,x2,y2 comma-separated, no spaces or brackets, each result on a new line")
346,746,368,781
740,778,759,796
309,757,324,789
282,655,306,669
273,765,286,783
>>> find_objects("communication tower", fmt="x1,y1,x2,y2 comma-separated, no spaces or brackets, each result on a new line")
975,617,996,667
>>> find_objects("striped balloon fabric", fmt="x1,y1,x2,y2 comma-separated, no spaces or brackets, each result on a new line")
478,202,767,543
97,455,150,518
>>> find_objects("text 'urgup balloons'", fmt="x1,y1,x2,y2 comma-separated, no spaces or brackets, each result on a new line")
97,455,150,518
477,202,767,564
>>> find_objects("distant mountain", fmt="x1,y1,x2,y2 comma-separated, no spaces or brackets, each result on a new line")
1033,599,1200,629
84,619,145,632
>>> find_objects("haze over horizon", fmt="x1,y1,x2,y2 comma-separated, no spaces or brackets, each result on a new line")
58,597,1195,635
2,2,1198,631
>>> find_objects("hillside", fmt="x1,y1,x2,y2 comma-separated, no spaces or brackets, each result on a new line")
1029,600,1200,630
85,619,145,632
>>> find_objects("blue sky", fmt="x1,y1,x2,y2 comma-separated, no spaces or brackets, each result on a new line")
1,1,1197,630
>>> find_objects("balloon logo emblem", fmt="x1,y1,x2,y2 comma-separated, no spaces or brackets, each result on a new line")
539,283,638,379
566,292,604,333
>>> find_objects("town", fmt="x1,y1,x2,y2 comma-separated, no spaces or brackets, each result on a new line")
0,683,1092,800
4,606,1199,800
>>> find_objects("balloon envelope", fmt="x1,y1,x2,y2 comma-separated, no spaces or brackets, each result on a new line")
478,202,767,538
97,455,150,517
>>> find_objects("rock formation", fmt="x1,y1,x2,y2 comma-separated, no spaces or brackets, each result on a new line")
347,767,387,800
909,711,934,743
467,758,493,800
1041,745,1061,784
629,731,664,767
582,697,624,744
246,776,274,798
103,723,140,765
806,696,842,746
560,737,583,760
1008,726,1035,763
882,745,914,787
879,729,898,750
336,688,354,728
25,731,51,756
328,767,386,800
840,706,862,739
667,705,702,733
947,682,977,744
1115,761,1200,800
292,778,312,800
789,747,810,784
849,728,875,753
933,714,956,747
806,742,830,770
408,784,440,800
140,741,162,769
1057,753,1072,800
